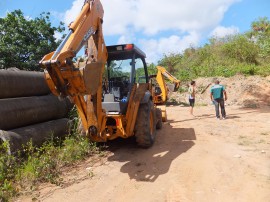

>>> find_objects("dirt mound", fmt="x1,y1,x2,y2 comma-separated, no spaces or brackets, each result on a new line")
170,75,270,108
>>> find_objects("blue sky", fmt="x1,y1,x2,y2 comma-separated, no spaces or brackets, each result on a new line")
1,0,269,63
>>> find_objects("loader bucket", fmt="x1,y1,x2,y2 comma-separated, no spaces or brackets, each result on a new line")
83,62,104,95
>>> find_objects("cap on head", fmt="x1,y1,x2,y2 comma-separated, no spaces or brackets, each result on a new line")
191,80,196,85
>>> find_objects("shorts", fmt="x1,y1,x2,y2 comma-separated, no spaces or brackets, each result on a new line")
189,98,195,107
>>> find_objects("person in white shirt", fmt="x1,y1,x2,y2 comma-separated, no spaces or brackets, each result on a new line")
188,80,196,117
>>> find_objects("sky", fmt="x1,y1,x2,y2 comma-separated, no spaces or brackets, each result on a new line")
0,0,270,63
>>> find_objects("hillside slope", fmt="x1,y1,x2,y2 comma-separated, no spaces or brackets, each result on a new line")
170,75,270,108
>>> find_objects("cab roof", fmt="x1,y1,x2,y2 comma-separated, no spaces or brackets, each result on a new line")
106,44,146,61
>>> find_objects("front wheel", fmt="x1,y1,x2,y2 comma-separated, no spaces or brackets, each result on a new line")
134,100,156,148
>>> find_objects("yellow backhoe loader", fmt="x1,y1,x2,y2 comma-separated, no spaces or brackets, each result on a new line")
40,0,161,147
147,66,180,122
153,66,180,104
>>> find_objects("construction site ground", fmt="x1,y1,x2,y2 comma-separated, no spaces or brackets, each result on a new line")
18,106,270,202
18,75,270,202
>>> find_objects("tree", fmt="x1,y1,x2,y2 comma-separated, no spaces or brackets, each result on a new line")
147,63,157,75
0,10,65,71
157,53,182,74
156,17,270,80
251,17,270,33
222,34,259,64
249,17,270,59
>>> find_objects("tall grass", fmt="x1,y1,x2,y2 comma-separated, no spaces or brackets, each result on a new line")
0,110,102,201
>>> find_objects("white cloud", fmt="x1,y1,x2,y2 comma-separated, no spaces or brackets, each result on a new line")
64,0,84,25
62,0,240,62
25,16,32,20
117,34,136,45
103,0,240,35
64,0,240,36
54,31,63,41
210,26,239,38
139,32,200,63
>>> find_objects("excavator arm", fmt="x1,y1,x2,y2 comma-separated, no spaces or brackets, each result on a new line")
155,66,180,103
39,0,107,139
156,66,180,91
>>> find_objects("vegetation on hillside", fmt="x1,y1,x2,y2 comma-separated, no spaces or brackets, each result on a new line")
0,10,65,71
0,10,269,79
157,17,270,81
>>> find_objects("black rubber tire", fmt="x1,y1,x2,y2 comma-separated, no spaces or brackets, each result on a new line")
135,100,156,148
156,108,162,129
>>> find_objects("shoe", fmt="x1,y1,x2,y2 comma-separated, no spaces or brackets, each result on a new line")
217,117,220,120
222,117,226,120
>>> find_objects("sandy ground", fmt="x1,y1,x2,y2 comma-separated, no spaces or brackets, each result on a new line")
19,105,270,202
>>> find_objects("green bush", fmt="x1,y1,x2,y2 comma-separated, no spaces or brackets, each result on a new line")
0,133,100,201
157,17,270,81
0,142,17,201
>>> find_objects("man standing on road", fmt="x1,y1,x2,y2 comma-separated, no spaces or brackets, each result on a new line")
210,80,227,119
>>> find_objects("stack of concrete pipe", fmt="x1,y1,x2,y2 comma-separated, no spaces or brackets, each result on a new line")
0,69,72,154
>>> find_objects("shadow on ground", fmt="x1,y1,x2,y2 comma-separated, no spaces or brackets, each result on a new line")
106,123,196,182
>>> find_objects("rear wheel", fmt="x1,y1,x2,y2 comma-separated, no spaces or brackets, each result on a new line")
135,100,156,148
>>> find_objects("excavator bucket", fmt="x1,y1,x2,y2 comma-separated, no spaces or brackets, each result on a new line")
167,83,175,92
83,62,104,95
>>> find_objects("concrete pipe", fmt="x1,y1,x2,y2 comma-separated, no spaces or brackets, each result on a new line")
0,118,69,154
0,95,72,130
0,69,50,98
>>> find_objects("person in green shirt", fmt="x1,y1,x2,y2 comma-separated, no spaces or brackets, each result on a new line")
210,80,227,119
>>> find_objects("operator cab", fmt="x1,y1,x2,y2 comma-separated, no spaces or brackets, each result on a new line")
102,44,149,114
139,75,162,96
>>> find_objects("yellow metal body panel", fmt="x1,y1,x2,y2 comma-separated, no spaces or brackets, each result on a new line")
40,0,151,142
151,66,180,121
40,0,107,141
156,105,167,122
125,83,149,136
156,66,180,91
153,66,180,105
155,70,168,103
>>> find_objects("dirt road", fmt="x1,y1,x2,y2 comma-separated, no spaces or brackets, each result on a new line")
22,105,270,202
